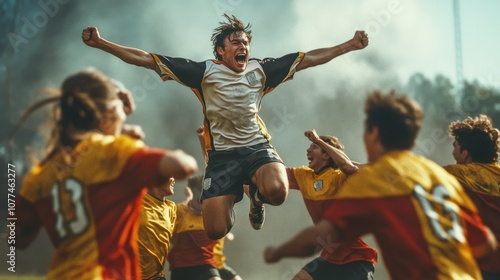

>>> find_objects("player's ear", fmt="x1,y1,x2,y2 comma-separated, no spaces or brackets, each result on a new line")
217,45,225,57
461,148,470,161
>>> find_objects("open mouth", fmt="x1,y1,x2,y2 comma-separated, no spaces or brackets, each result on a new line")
307,155,313,163
235,54,246,64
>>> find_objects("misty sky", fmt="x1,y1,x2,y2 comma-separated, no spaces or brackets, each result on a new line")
1,0,500,279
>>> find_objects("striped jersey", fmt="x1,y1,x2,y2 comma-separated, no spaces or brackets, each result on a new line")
323,151,490,280
151,53,304,151
443,162,500,274
168,204,218,270
138,193,177,279
16,133,167,280
290,166,378,265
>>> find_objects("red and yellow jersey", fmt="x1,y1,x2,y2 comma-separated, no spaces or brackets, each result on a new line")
291,166,378,265
168,204,217,270
323,151,489,280
213,238,226,270
16,133,167,280
444,162,500,273
138,193,177,279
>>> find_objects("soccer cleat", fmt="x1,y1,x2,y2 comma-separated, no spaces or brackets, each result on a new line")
249,186,265,230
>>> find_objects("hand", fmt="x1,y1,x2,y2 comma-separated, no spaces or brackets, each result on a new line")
263,246,281,264
184,186,194,201
117,87,136,115
304,129,320,143
351,30,369,50
82,26,101,47
121,124,145,140
196,126,204,139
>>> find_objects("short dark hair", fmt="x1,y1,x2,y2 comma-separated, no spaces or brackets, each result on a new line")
211,14,252,60
448,114,500,163
319,135,344,169
364,91,423,150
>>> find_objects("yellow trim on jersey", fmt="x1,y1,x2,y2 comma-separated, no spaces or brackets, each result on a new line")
292,166,346,200
174,204,204,233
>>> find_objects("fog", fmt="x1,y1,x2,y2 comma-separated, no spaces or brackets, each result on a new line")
1,0,479,279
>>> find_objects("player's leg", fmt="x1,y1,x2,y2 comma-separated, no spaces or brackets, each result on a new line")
202,194,236,240
292,269,314,280
248,161,288,230
171,264,222,280
246,143,288,230
299,258,375,280
218,264,242,280
250,162,288,206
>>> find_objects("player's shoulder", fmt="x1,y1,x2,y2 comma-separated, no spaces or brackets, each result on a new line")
84,133,144,157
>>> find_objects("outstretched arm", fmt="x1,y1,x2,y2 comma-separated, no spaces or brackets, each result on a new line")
158,150,198,181
296,31,368,71
305,129,359,175
82,26,158,71
264,220,340,263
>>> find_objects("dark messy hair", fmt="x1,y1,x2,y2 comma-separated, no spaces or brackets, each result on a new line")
211,14,252,60
364,91,423,150
448,114,500,163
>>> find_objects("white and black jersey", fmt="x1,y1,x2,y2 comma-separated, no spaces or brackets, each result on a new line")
151,52,304,151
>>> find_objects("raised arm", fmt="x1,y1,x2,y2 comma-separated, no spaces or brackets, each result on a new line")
296,31,368,71
82,26,158,71
158,149,198,181
305,129,359,176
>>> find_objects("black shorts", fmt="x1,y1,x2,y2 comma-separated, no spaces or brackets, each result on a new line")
201,142,283,202
170,264,220,280
303,258,375,280
218,263,239,280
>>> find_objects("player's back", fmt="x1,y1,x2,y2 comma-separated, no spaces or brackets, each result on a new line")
17,133,166,280
444,162,500,274
326,150,486,280
168,203,218,270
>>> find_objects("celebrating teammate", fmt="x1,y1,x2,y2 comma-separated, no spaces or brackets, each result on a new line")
138,177,177,280
443,114,500,280
285,129,377,279
14,69,198,280
264,91,497,280
81,14,369,239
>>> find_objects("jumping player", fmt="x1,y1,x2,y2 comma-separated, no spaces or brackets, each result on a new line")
81,14,369,239
443,114,500,280
285,129,377,279
264,91,497,280
14,69,198,280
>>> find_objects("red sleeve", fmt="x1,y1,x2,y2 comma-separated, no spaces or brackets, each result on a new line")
461,206,492,250
121,147,168,189
14,196,42,248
